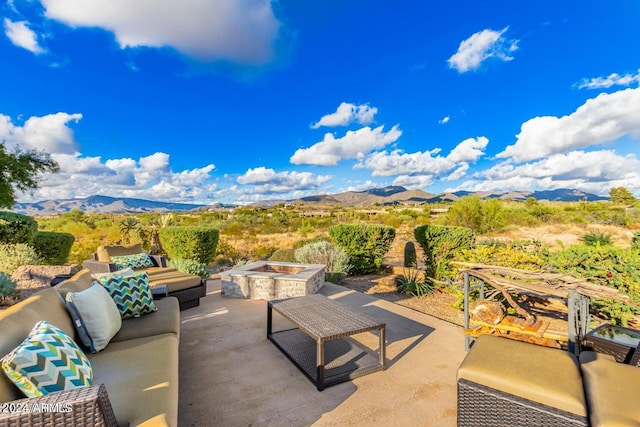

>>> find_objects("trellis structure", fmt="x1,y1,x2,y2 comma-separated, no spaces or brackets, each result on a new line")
456,262,629,354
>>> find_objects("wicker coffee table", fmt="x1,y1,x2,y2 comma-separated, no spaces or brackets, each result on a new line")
267,294,386,391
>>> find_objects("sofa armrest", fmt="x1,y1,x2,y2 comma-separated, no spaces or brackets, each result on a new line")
0,384,118,427
149,254,167,268
83,259,118,273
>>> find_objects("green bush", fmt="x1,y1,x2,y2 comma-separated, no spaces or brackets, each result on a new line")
167,258,211,279
414,224,475,280
0,243,40,274
328,224,395,274
0,212,38,244
294,241,351,275
0,272,17,305
442,196,506,234
580,232,612,246
159,227,219,264
632,231,640,249
269,248,296,262
31,231,75,265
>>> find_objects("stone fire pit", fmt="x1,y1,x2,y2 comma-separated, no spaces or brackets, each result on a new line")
220,261,325,300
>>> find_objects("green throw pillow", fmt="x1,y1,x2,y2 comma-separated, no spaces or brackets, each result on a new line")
66,283,122,353
110,252,154,270
97,271,158,319
0,320,93,398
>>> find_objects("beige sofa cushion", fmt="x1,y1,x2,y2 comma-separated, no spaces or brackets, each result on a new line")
89,333,178,427
97,243,144,262
148,270,202,293
112,297,180,343
55,269,96,298
579,351,640,426
458,334,587,417
0,288,75,402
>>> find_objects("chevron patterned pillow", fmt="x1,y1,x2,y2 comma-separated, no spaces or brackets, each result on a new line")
97,271,158,319
0,320,93,398
110,252,155,270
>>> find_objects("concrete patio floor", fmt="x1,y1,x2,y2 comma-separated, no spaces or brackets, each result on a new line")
178,280,468,426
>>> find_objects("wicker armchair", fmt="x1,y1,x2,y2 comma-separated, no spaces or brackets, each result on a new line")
0,385,117,427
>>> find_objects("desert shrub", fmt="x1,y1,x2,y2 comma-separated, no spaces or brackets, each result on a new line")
443,196,506,234
167,258,211,279
403,241,417,268
396,268,433,296
414,224,475,281
0,243,40,274
328,224,395,274
0,211,38,244
543,245,640,326
632,232,640,249
31,231,75,265
269,248,295,262
216,239,241,263
159,226,219,264
0,272,18,305
293,235,330,249
455,240,545,272
580,232,612,246
254,245,276,260
294,241,350,275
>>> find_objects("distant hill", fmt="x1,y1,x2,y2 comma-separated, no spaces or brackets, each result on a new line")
13,195,210,215
12,187,608,215
290,186,608,206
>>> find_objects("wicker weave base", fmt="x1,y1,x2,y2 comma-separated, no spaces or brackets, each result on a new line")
457,379,588,427
169,280,206,311
270,328,382,390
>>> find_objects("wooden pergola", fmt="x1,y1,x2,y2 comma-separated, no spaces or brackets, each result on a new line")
455,262,629,354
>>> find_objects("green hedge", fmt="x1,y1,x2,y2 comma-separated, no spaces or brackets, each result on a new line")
414,224,475,280
32,231,75,265
159,226,219,264
0,212,38,244
328,224,395,274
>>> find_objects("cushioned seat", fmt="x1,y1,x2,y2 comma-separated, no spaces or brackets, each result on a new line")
457,334,588,426
579,351,640,426
89,333,179,426
82,244,206,310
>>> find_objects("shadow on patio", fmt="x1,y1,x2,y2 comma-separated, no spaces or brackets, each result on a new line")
178,280,467,426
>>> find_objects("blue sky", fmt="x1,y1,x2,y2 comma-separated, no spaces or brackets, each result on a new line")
2,0,639,205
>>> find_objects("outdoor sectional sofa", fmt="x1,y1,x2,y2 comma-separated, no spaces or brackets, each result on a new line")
83,243,206,310
0,269,180,426
457,334,640,426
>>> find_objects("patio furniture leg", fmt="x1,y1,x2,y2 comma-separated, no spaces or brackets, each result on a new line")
317,340,325,391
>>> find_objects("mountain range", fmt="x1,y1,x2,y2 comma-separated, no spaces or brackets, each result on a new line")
12,188,608,215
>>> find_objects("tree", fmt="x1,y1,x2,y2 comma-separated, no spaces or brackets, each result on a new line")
0,143,59,209
609,187,637,205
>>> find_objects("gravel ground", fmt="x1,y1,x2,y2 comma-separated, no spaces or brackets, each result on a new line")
340,274,466,326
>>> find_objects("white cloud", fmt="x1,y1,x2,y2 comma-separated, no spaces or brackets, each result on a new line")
498,87,640,162
236,166,332,194
577,69,640,89
3,19,45,54
357,136,487,177
453,150,640,196
438,116,450,124
25,151,218,203
311,102,378,128
290,125,402,166
447,27,518,73
0,112,82,154
40,0,282,65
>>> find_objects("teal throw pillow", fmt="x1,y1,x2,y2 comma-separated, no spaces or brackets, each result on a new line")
66,283,122,353
0,320,93,398
97,271,158,319
110,252,154,270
